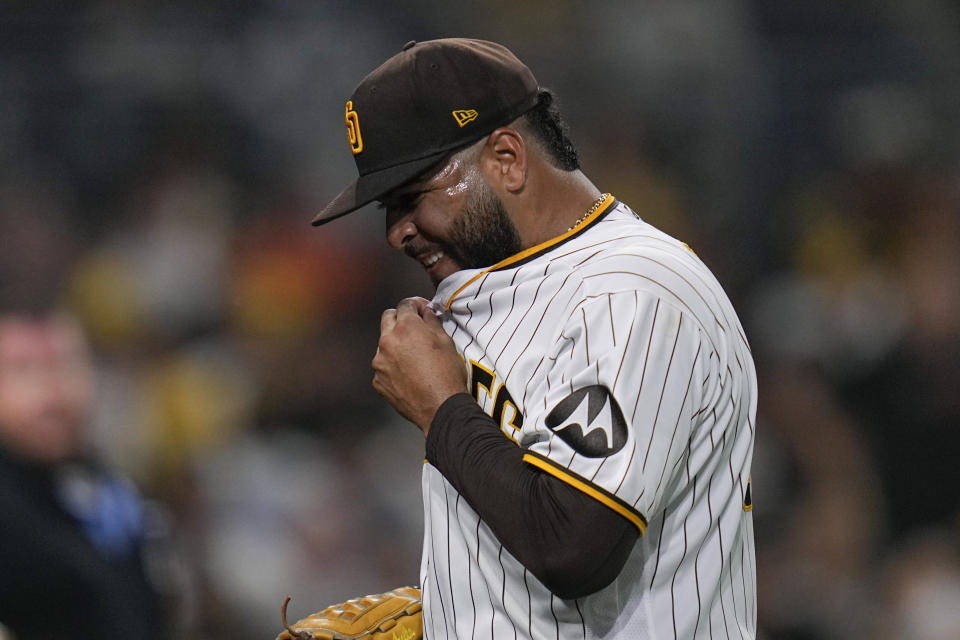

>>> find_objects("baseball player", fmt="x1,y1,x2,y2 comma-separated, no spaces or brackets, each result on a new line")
300,38,757,640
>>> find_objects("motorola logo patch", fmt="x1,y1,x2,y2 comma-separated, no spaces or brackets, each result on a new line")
545,385,628,457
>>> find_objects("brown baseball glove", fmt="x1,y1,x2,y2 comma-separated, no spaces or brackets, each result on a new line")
276,587,422,640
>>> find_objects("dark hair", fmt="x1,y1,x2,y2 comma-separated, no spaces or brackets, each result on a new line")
520,90,580,171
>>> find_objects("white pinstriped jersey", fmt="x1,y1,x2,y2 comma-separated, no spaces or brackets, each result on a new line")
421,196,757,639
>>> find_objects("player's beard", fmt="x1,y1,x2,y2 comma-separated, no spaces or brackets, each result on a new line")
447,178,523,270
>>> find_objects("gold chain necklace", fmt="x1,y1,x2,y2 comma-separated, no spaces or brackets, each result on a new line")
567,193,610,232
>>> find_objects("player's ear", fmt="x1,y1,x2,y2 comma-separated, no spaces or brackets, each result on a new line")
480,127,527,194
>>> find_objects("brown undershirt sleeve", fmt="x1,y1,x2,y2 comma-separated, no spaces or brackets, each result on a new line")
424,392,639,600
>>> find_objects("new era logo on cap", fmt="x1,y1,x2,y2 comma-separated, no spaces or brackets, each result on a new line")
312,38,540,226
452,109,479,127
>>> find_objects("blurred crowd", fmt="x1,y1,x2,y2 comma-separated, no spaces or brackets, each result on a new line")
1,2,958,639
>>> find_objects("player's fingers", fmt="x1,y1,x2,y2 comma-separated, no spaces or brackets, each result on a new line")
396,297,423,320
406,296,432,315
380,308,397,333
371,371,386,397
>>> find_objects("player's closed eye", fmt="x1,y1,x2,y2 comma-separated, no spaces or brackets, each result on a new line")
377,196,420,216
378,192,422,212
379,195,425,229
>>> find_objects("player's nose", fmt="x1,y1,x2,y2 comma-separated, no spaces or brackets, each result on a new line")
386,215,417,250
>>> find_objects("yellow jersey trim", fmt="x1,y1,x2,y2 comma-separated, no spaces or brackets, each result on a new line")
444,194,616,311
523,451,647,535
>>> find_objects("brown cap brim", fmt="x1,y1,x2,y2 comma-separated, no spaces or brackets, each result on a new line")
311,148,452,226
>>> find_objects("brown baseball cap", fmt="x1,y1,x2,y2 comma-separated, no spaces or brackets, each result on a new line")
312,38,540,226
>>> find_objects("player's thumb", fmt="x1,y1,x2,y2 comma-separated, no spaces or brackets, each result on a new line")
420,304,444,329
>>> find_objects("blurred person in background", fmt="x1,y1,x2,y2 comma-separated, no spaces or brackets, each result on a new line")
0,306,167,639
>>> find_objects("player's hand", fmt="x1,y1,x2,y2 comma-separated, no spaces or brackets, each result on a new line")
372,297,467,435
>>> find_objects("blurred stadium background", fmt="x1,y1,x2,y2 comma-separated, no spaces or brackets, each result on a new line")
1,1,959,638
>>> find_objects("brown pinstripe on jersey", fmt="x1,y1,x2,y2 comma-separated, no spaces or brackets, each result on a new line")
420,198,757,639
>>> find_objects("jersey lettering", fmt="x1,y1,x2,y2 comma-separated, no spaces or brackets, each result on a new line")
469,359,496,404
469,361,523,442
